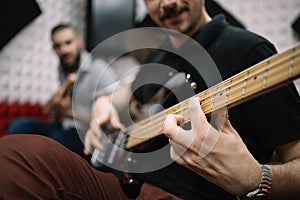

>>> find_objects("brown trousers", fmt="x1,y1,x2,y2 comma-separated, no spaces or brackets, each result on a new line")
0,135,181,200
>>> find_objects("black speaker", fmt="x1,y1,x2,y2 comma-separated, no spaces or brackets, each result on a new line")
292,14,300,36
0,0,41,50
205,0,245,28
86,0,135,55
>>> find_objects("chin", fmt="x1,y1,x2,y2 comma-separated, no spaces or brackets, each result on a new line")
165,21,188,32
168,26,188,34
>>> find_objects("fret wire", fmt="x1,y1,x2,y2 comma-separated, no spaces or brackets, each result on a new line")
242,71,249,98
127,57,300,139
126,48,300,140
202,60,298,114
127,58,299,139
127,108,192,146
210,86,217,112
188,50,300,110
263,60,270,89
127,99,193,135
194,58,299,113
225,79,231,107
126,97,191,132
127,102,190,136
128,105,189,137
127,78,298,148
289,48,295,78
127,96,195,134
130,57,299,140
195,58,298,116
197,53,298,111
128,48,299,134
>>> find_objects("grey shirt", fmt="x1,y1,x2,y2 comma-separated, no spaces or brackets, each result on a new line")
58,50,118,138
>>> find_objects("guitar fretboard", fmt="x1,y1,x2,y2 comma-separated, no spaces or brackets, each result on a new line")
125,44,300,149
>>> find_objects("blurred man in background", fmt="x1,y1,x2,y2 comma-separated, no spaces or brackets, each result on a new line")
7,23,118,158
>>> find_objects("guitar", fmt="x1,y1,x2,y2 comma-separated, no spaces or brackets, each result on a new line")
91,43,300,170
44,73,77,122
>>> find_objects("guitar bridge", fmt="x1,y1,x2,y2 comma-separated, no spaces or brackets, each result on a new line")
91,129,128,168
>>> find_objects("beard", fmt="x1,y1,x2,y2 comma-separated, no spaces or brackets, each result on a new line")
60,53,80,73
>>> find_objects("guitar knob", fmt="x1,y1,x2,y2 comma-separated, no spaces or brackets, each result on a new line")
186,73,197,90
190,81,197,90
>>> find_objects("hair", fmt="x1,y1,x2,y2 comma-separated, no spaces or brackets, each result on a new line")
51,23,76,36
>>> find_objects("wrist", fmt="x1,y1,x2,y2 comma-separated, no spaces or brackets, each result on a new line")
237,164,272,199
94,95,113,111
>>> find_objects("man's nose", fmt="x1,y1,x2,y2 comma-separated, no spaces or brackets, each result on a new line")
161,0,178,9
59,45,69,54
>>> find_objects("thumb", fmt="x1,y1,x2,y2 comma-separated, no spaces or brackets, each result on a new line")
213,110,240,137
163,114,194,149
163,114,184,139
109,107,123,130
212,108,228,132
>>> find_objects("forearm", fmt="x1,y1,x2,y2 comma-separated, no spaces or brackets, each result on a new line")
268,157,300,199
109,83,132,112
94,83,132,114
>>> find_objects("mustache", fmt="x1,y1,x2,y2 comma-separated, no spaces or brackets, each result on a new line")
60,53,70,59
159,4,189,20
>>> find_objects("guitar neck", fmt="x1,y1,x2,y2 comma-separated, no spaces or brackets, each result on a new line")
125,44,300,150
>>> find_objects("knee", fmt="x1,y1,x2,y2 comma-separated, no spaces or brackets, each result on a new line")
0,135,66,198
7,118,40,134
0,134,60,156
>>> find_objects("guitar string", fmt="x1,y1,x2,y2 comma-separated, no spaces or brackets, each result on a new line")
126,48,299,133
125,48,300,146
193,50,300,110
126,62,300,145
126,71,300,149
126,50,299,134
126,50,300,144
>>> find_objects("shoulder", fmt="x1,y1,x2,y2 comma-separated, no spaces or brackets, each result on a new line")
218,25,277,71
84,54,110,72
222,25,276,55
206,24,277,78
92,57,109,68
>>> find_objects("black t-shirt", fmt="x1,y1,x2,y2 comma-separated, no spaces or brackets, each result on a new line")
131,15,300,199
